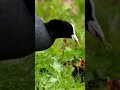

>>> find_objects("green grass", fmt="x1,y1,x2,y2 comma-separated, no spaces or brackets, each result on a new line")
0,54,35,90
35,0,85,90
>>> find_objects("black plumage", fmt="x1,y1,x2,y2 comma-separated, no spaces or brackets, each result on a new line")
85,0,105,41
0,0,34,60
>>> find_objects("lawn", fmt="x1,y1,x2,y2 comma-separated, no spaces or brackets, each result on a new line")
35,0,85,90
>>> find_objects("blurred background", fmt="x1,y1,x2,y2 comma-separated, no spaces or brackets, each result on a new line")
35,0,85,89
86,0,120,89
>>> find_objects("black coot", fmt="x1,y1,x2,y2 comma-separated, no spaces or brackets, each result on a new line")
85,0,111,49
85,0,105,41
35,15,79,51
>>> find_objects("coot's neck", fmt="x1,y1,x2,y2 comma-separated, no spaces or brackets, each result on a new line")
35,23,55,51
44,23,57,40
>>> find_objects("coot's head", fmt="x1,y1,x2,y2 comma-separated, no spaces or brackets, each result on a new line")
44,19,79,44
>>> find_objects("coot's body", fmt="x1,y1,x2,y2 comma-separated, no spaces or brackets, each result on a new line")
35,16,53,51
0,0,34,60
